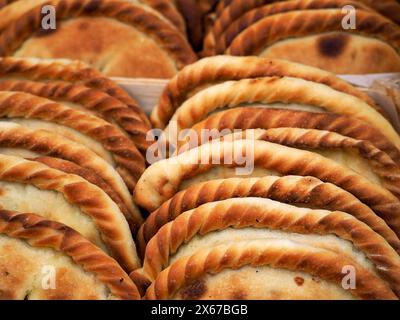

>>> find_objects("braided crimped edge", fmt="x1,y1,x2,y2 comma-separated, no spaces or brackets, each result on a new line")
32,156,137,233
0,154,140,271
0,56,152,149
163,76,400,150
134,139,400,236
226,9,400,56
144,239,397,300
214,0,374,55
210,128,400,199
152,56,377,129
0,210,140,300
0,79,152,153
137,176,400,258
189,107,400,167
0,0,196,70
142,197,400,296
0,91,145,191
0,122,140,224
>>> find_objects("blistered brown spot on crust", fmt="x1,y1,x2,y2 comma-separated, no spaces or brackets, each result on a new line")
295,276,305,286
317,33,349,57
0,187,5,196
180,279,207,300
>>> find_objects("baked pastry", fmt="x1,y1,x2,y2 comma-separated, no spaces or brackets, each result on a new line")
162,76,400,150
0,122,141,231
225,9,400,74
32,156,138,233
189,107,400,167
0,154,139,271
152,56,378,129
203,0,400,56
0,210,140,300
0,57,151,152
0,80,152,154
184,128,400,199
0,0,187,34
203,0,372,56
134,139,400,236
142,197,400,297
0,0,197,78
0,91,145,191
145,239,397,300
137,176,400,258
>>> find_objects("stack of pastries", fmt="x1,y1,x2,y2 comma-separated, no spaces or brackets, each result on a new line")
133,55,400,300
201,0,400,74
1,0,400,76
0,0,197,78
0,56,151,299
0,0,399,301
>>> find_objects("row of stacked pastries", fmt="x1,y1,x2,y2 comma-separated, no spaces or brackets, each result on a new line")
3,54,400,299
133,55,400,300
0,0,400,76
0,0,398,300
0,57,150,299
200,0,400,73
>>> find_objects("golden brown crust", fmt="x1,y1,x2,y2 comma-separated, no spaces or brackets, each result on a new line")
0,122,141,229
143,197,400,296
0,210,140,300
223,128,400,199
0,154,140,271
134,139,400,237
0,79,151,151
137,176,400,259
0,0,196,71
204,0,400,54
32,156,137,233
152,56,377,128
216,0,373,55
163,76,400,150
0,0,186,34
226,9,400,56
0,91,145,191
0,57,152,151
190,107,400,167
145,240,397,300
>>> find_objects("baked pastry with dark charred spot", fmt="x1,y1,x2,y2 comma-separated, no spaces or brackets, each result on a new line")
225,9,400,74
